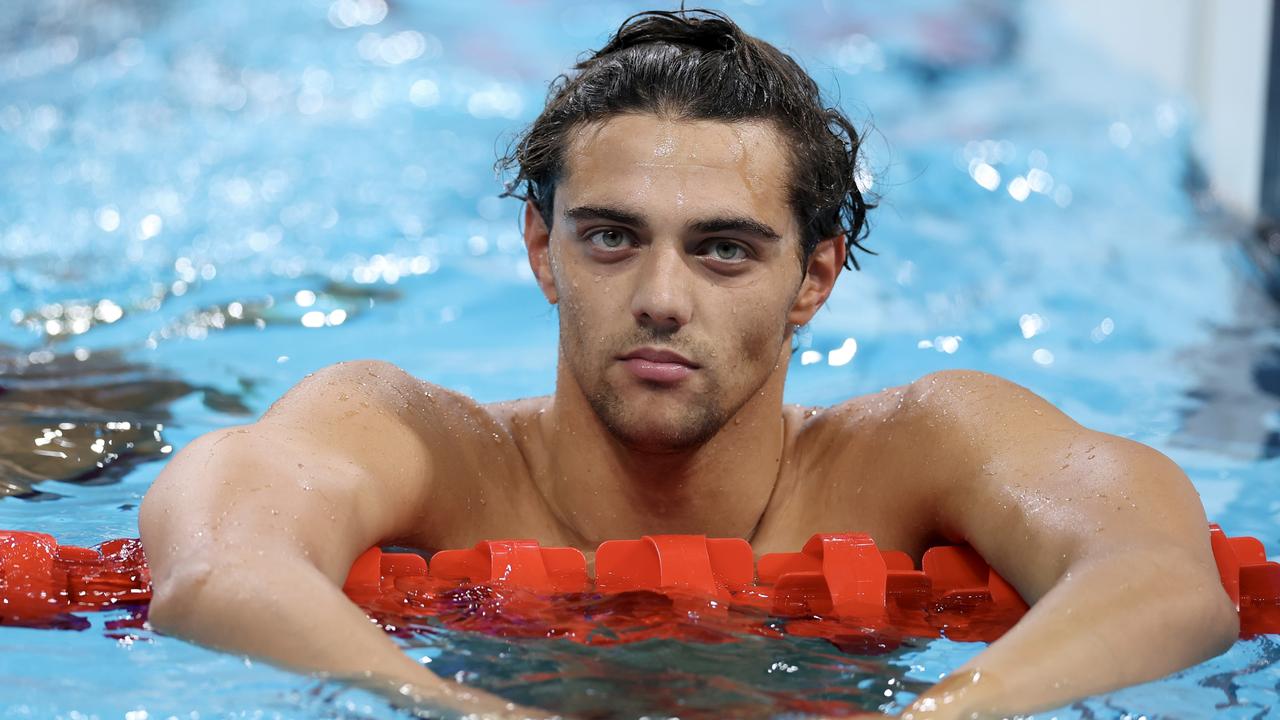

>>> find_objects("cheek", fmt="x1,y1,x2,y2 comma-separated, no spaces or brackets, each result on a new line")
557,291,592,344
549,249,586,332
555,279,616,352
741,313,783,364
729,295,791,365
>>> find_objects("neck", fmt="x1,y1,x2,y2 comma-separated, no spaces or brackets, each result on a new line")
538,351,791,547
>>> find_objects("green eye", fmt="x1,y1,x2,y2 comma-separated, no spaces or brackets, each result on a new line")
588,229,628,250
712,241,746,261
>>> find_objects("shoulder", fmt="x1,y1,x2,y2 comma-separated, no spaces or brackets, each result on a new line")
794,369,1037,441
261,359,531,487
260,359,426,443
268,361,540,542
873,370,1087,475
269,359,498,433
897,369,1064,426
792,369,1074,490
266,359,425,418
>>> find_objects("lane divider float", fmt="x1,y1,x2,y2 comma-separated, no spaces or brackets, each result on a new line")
3,526,1277,650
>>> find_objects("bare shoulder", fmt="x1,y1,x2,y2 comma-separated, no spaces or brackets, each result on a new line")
784,371,1074,530
793,386,900,444
890,370,1199,533
790,370,1063,458
264,360,537,543
244,359,432,464
267,359,459,424
267,359,515,444
873,369,1082,474
897,369,1074,428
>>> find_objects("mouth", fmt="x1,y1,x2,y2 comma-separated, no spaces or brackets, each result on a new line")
617,347,700,384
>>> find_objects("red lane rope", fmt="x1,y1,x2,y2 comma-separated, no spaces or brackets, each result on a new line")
3,526,1277,649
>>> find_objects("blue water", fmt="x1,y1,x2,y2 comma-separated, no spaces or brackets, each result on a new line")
2,0,1279,717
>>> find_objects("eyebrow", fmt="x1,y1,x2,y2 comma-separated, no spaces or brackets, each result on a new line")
689,217,781,241
564,205,645,228
563,205,782,241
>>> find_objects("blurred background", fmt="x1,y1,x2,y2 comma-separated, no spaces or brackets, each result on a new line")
2,1,1279,718
1046,1,1272,224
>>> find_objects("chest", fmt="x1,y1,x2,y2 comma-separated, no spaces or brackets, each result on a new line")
749,445,941,559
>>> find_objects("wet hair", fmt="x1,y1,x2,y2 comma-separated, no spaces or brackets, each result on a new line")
498,8,876,269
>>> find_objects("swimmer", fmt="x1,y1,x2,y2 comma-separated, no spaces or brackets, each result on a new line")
139,10,1238,719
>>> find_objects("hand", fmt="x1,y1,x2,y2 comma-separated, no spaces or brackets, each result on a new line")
814,670,999,720
357,673,564,719
896,669,1000,720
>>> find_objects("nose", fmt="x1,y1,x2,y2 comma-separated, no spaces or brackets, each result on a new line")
630,243,692,333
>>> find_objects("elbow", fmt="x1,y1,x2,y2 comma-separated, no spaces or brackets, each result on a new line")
1203,589,1240,657
146,559,216,636
1161,576,1239,664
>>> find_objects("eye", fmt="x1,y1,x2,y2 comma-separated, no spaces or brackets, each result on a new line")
703,240,749,262
585,228,632,251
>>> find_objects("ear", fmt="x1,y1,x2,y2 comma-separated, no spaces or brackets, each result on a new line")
787,235,845,326
523,200,558,304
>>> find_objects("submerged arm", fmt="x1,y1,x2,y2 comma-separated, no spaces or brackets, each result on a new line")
900,371,1237,718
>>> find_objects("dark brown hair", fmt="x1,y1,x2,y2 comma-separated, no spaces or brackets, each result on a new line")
498,8,876,269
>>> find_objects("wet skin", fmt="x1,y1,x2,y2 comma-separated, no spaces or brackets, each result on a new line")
141,115,1239,719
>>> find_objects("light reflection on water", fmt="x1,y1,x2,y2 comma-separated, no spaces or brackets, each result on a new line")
2,0,1279,718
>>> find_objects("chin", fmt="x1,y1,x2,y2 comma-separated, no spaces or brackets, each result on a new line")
611,424,716,455
592,392,727,454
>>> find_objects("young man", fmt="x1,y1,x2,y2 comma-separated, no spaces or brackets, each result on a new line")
139,10,1238,719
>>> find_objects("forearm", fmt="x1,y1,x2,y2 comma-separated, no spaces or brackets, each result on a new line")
148,552,542,717
149,552,433,690
902,549,1238,719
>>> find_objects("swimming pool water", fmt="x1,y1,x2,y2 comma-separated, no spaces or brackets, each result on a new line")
2,0,1280,717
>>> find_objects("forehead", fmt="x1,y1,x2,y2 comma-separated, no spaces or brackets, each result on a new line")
557,115,794,228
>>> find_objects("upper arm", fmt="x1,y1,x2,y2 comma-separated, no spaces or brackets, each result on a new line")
139,360,438,588
905,370,1218,603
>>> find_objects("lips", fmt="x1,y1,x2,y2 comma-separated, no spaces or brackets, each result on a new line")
618,347,699,384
